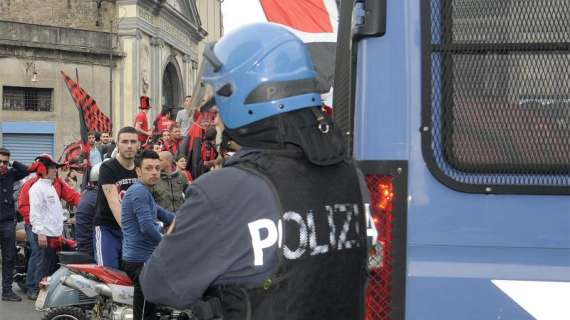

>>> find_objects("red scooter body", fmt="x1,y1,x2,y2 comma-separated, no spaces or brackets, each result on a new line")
65,264,133,286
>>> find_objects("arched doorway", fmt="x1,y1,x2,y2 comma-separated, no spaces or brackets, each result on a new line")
162,62,182,109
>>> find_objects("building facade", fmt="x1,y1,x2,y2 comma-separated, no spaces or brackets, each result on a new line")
0,0,221,163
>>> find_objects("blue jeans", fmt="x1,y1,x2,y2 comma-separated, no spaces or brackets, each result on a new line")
33,233,58,284
0,220,16,293
25,224,40,293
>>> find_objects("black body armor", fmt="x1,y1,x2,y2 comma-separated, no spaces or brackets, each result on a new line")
207,149,368,320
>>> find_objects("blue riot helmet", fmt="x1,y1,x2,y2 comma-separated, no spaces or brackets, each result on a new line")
193,23,346,165
193,23,322,129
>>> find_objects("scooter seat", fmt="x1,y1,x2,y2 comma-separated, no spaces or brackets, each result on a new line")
58,251,94,264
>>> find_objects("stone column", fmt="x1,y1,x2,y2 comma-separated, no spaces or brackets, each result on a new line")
117,34,137,128
150,36,164,119
134,30,143,113
182,54,192,96
191,58,199,94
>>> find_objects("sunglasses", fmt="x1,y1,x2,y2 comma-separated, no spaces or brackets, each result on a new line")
0,160,9,165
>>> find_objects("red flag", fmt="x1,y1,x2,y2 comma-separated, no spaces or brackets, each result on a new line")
61,71,112,143
53,140,88,177
260,0,333,33
60,140,83,163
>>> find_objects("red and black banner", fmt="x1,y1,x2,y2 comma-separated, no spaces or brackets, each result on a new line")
61,71,112,144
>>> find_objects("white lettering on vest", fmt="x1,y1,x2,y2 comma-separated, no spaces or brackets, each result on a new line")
247,203,364,266
248,219,278,266
325,205,337,249
337,204,358,249
307,210,329,255
282,211,308,260
278,219,283,249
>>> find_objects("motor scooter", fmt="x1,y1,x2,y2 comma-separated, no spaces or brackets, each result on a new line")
35,251,98,318
37,254,197,320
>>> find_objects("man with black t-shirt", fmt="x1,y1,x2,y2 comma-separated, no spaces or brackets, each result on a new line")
93,126,140,269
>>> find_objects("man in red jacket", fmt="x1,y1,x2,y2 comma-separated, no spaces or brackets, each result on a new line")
18,154,81,300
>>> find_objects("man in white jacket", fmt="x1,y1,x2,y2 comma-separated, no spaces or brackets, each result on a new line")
29,154,65,281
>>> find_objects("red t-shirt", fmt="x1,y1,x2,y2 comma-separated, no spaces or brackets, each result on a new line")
135,111,150,143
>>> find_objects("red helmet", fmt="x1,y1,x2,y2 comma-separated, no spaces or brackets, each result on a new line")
28,154,61,176
35,154,61,166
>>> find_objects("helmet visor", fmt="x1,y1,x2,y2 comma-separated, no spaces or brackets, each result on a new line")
190,42,221,112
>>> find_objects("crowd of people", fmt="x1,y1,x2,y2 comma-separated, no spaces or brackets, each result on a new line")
0,93,227,308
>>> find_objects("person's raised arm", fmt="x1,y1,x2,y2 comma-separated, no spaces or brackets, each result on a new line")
10,160,29,180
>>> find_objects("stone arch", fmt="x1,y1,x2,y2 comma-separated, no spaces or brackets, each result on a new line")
161,55,184,110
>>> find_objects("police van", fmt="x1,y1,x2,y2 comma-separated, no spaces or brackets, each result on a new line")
334,1,570,319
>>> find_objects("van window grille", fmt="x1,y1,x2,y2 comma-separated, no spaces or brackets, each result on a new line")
423,0,570,193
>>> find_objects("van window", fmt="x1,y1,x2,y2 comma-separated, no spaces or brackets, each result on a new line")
423,0,570,193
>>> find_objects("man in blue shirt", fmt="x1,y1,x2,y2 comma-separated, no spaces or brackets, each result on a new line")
121,150,174,320
87,132,103,166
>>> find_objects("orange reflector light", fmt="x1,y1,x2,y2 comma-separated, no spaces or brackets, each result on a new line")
377,178,395,212
364,174,395,320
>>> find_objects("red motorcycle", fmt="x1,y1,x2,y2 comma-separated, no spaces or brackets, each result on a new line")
38,253,195,320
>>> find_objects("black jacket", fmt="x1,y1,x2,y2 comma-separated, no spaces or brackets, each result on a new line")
140,161,278,309
0,161,29,222
211,149,368,320
140,149,369,320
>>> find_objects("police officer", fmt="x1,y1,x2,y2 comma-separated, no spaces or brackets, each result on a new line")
75,162,103,259
140,23,371,320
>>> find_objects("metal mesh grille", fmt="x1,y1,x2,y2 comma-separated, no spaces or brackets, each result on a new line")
426,0,570,188
365,175,394,320
439,0,570,44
